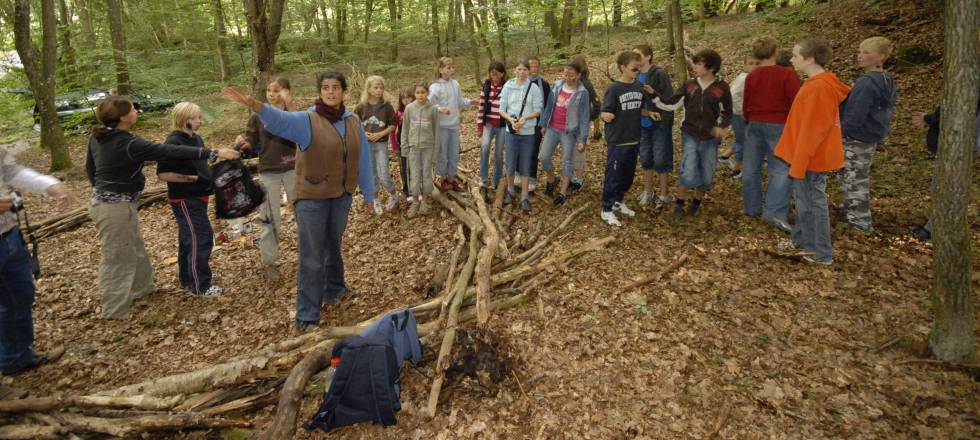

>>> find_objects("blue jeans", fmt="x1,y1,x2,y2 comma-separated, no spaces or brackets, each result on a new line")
538,128,580,178
731,114,746,162
169,198,214,293
601,144,638,211
741,122,790,222
791,172,833,263
0,229,37,374
479,125,506,187
436,128,460,176
679,134,720,192
506,132,535,177
295,195,353,323
639,120,674,173
369,141,396,193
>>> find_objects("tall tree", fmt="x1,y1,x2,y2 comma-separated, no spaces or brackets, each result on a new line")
75,0,97,49
336,0,348,47
612,0,622,26
670,0,687,86
490,0,507,65
665,0,675,54
430,0,441,57
387,0,398,60
363,0,373,42
244,0,287,98
13,0,72,171
543,2,559,41
463,0,493,60
57,0,77,76
928,0,978,363
211,0,232,83
556,0,573,48
106,0,131,95
577,0,588,32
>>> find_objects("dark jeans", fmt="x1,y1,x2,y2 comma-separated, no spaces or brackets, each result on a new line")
170,198,214,293
0,228,37,374
295,195,353,323
529,127,544,180
791,172,833,263
399,156,409,196
601,144,638,211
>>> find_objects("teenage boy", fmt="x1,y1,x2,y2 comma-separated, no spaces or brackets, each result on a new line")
775,37,851,265
599,51,644,227
633,44,676,211
742,37,802,233
652,49,733,217
840,36,898,233
527,56,552,192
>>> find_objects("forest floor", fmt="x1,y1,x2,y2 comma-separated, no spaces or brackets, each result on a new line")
3,0,979,438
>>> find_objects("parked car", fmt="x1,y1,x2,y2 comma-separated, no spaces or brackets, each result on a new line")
31,88,178,130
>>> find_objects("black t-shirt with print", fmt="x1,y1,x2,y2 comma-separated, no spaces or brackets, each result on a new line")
601,81,644,146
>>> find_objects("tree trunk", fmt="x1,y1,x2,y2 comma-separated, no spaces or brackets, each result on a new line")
75,0,97,48
106,0,131,96
363,0,372,42
14,0,72,171
634,0,649,26
612,0,622,26
336,0,347,46
57,0,76,76
387,0,398,60
464,0,494,61
577,0,588,32
212,0,232,84
665,0,675,53
543,6,559,41
447,0,456,42
490,0,506,65
244,0,287,99
928,0,977,363
430,0,441,57
671,0,687,84
557,0,573,48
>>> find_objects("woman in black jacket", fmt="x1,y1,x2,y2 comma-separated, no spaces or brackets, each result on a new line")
86,96,238,319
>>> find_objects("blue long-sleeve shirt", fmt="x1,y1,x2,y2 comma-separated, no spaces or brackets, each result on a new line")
258,103,376,203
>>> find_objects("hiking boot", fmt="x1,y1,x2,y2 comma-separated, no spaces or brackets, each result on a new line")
569,179,583,193
637,191,654,207
418,199,430,215
263,264,280,282
372,199,384,215
909,225,931,241
407,201,420,218
545,179,558,196
385,193,400,211
688,199,702,216
673,200,687,218
600,210,622,227
612,202,635,217
553,193,567,207
293,320,319,334
2,346,65,376
520,198,531,213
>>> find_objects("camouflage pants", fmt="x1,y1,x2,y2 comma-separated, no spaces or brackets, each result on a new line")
842,139,877,232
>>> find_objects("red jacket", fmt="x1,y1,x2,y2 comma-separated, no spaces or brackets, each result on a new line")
775,72,851,178
743,65,801,124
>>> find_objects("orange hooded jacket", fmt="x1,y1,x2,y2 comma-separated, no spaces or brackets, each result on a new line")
774,71,852,179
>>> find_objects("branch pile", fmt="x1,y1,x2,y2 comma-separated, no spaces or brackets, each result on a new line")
1,181,611,439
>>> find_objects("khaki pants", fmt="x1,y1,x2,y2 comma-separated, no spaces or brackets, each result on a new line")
90,200,155,319
258,170,296,266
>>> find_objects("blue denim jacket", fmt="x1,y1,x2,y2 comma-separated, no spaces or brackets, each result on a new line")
539,80,591,141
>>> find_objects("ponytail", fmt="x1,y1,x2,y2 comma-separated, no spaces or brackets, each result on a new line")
92,96,133,139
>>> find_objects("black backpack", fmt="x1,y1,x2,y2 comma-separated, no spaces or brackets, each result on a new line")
305,332,401,432
210,159,265,219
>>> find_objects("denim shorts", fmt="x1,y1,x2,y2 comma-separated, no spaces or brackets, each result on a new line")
638,122,674,173
506,132,535,177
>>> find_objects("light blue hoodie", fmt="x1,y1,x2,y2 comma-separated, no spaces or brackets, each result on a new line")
498,79,543,136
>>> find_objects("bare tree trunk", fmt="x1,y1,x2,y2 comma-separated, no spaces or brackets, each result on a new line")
13,0,72,171
665,0,675,53
577,0,588,32
336,0,347,46
670,0,687,85
447,0,456,42
106,0,130,96
212,0,232,84
430,0,442,57
634,0,649,26
363,0,372,42
928,0,977,363
612,0,622,26
464,0,494,60
57,0,76,77
490,0,506,65
74,0,96,48
388,0,398,60
557,0,573,48
543,6,559,42
244,0,287,99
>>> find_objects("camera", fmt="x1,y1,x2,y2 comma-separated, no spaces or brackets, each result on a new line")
8,191,23,213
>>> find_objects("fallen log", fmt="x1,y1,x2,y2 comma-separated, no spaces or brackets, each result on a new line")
623,253,688,291
471,185,501,324
261,348,332,440
0,394,181,413
0,424,63,439
55,413,250,437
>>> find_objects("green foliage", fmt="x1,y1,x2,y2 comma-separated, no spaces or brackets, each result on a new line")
0,93,34,142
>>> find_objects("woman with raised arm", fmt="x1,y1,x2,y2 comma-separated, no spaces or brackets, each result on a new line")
86,96,239,319
222,72,375,334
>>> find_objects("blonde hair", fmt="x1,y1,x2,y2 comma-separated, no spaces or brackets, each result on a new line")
171,102,202,130
360,75,387,105
435,57,454,79
860,36,894,60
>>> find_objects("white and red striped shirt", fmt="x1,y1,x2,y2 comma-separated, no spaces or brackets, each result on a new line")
476,79,504,128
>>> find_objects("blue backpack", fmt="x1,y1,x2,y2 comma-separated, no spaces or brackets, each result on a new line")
305,310,422,432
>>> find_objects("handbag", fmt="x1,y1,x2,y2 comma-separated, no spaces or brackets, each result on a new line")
505,82,533,134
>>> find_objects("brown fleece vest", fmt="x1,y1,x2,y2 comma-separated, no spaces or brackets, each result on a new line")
293,112,361,201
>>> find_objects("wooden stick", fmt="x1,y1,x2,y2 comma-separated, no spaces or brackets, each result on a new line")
0,424,63,439
430,187,482,233
260,349,332,439
493,236,615,287
623,254,689,290
704,403,732,440
471,185,501,324
0,394,181,413
425,230,481,418
438,225,467,325
55,413,250,437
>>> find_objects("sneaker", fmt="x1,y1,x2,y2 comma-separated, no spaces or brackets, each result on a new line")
545,180,557,196
407,201,420,218
776,240,799,251
553,193,567,207
688,199,702,216
1,346,65,376
293,320,319,334
385,193,400,211
406,195,415,203
503,190,514,205
193,285,222,298
730,170,742,180
569,180,584,193
240,222,253,234
765,217,792,234
600,210,622,227
528,178,537,192
718,156,732,168
637,191,654,207
612,202,635,217
802,255,833,266
909,225,931,241
673,200,687,218
373,199,384,215
654,195,671,210
418,199,430,215
262,264,280,281
520,198,531,213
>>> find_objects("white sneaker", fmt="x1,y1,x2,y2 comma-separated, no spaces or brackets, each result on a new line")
385,193,400,211
600,210,622,227
612,202,636,217
240,222,252,234
373,199,383,215
528,178,537,192
406,195,415,203
654,195,672,210
194,285,222,298
637,191,654,206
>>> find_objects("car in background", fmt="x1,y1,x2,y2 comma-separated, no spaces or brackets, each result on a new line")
30,88,178,130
